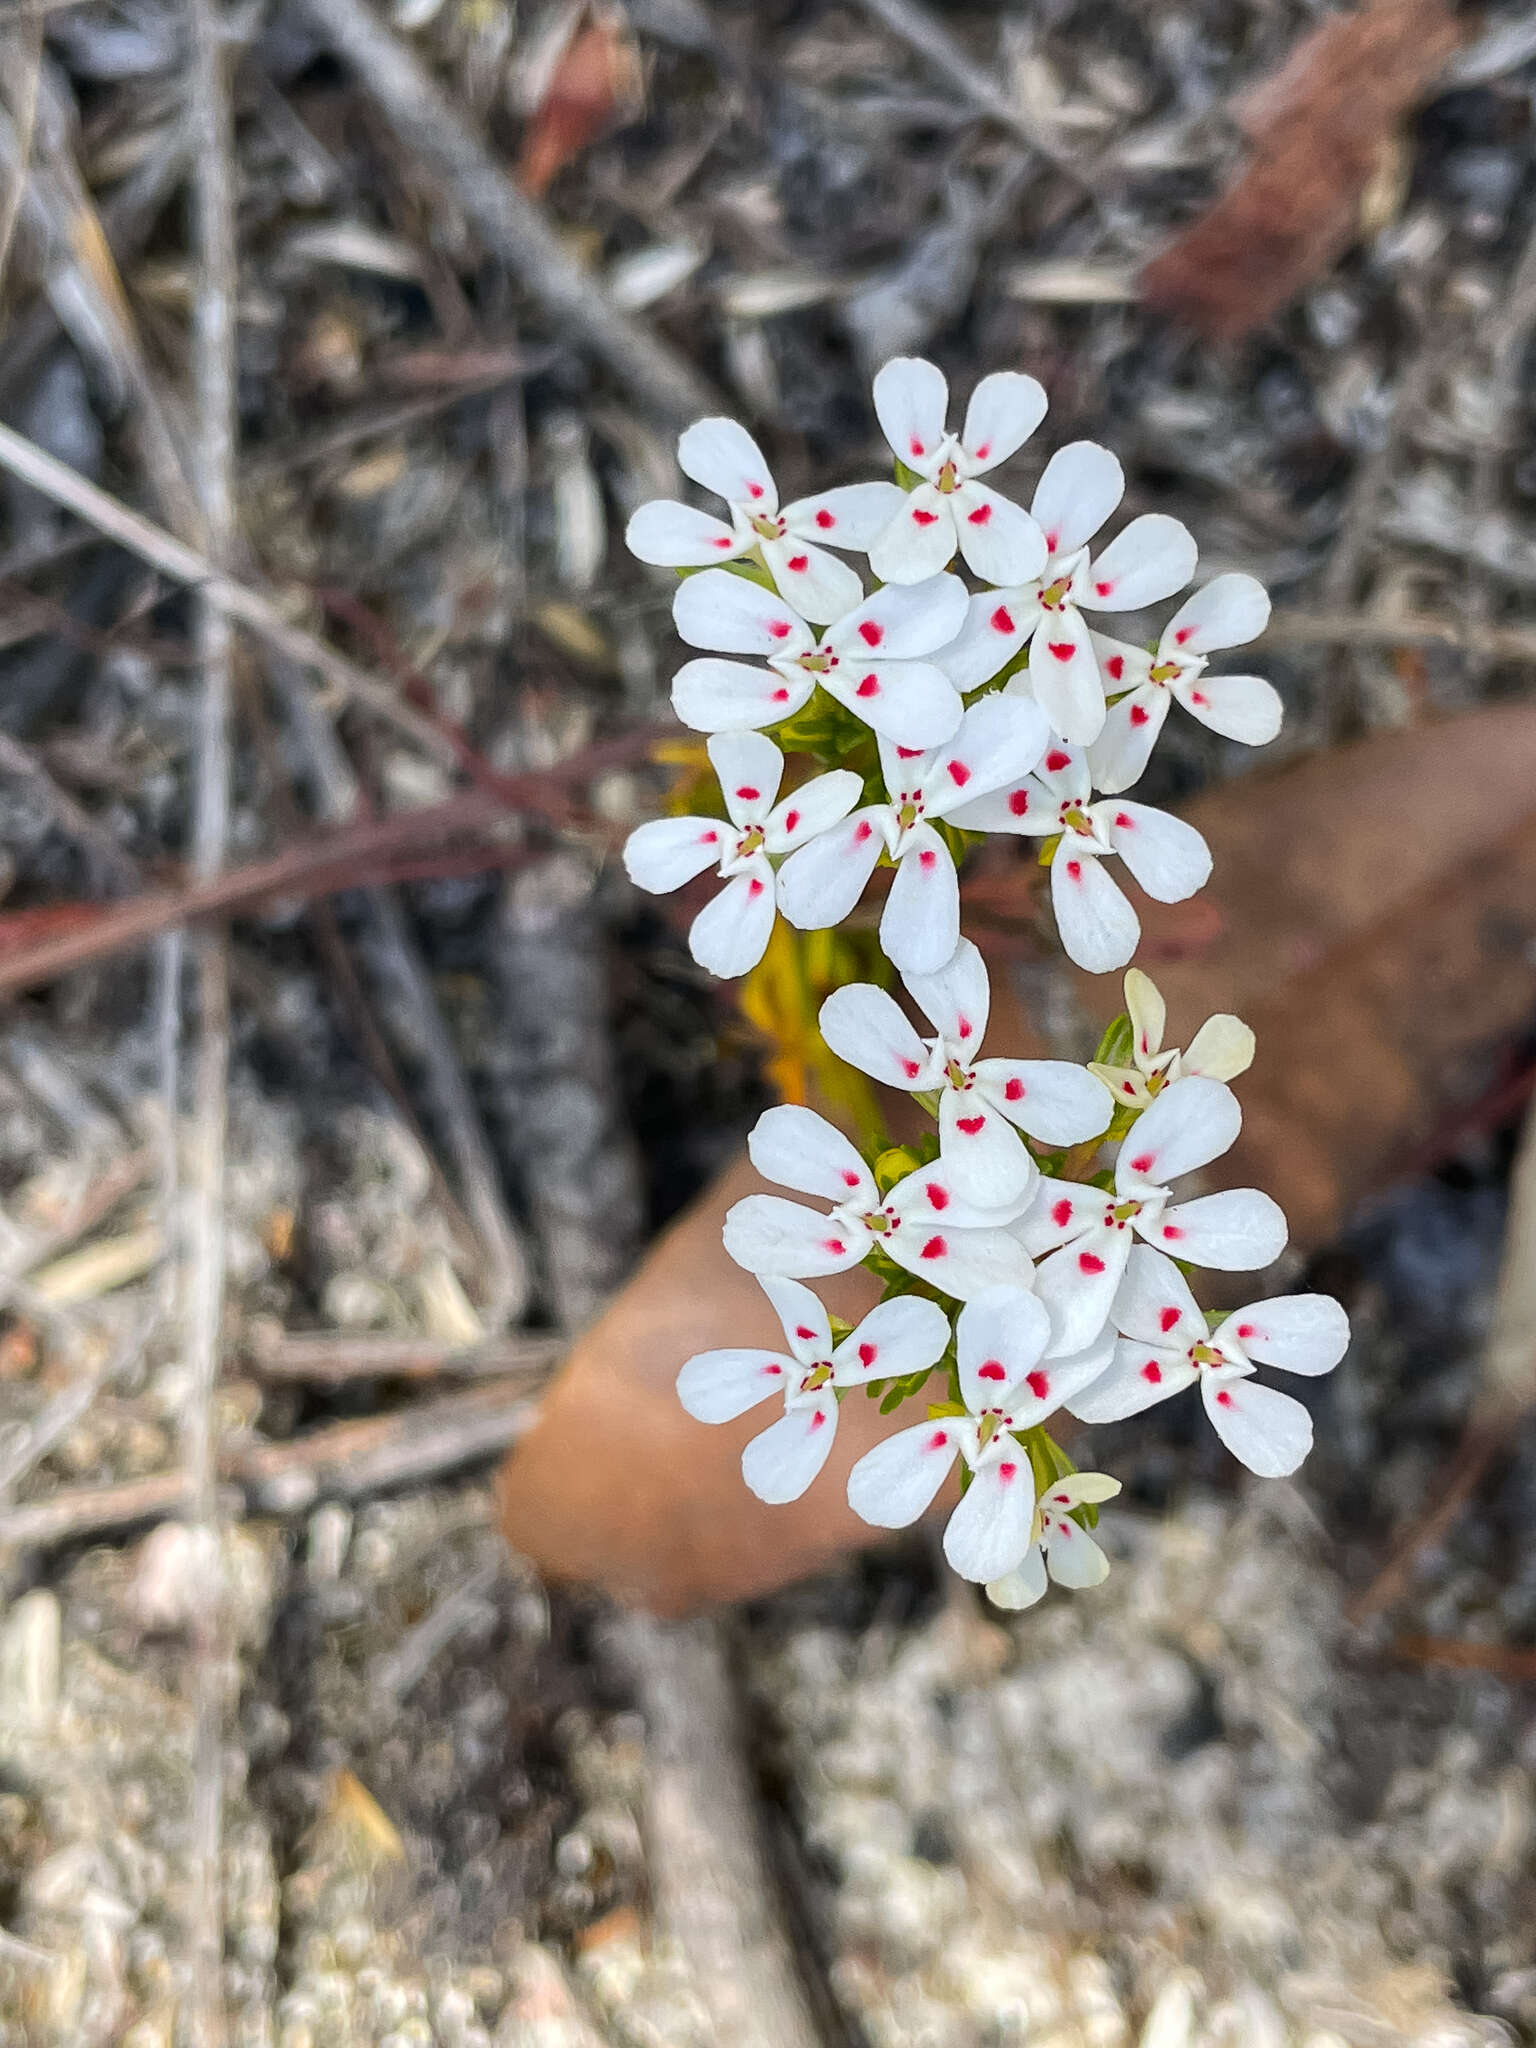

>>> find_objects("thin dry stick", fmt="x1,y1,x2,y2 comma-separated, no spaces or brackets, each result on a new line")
0,732,140,892
247,1328,562,1385
0,1305,159,1501
1460,218,1536,686
0,2,44,291
1262,605,1536,667
292,0,717,423
0,419,459,764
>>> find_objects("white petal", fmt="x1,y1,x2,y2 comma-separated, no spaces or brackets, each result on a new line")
1034,740,1090,801
889,1161,1031,1230
1083,514,1198,613
1087,685,1167,794
1124,968,1166,1066
847,1419,958,1528
872,356,950,471
757,1274,833,1363
673,566,813,656
1065,1338,1196,1422
623,815,725,894
1203,1374,1312,1476
1090,629,1153,693
1162,572,1269,656
1046,1470,1121,1508
627,499,743,566
940,1090,1037,1207
1033,1227,1129,1356
741,1402,839,1502
764,770,863,854
1174,670,1283,746
672,657,810,732
943,1457,1036,1582
1030,441,1124,555
783,481,908,550
819,981,929,1087
1039,1511,1110,1588
1110,1245,1205,1346
821,659,963,750
1015,1177,1100,1256
676,1348,795,1424
832,1293,952,1387
944,774,1048,835
722,1194,869,1279
748,1102,877,1204
759,536,864,625
1050,846,1139,974
881,828,959,975
1116,1075,1241,1189
986,1545,1048,1609
951,481,1047,584
776,808,886,932
902,933,991,1050
932,588,1038,691
923,692,1050,817
974,1059,1113,1146
677,416,777,510
829,571,970,660
1096,801,1211,903
1182,1013,1255,1082
707,730,783,827
689,864,777,978
868,489,956,583
1151,1188,1288,1270
1027,608,1106,745
1215,1294,1349,1377
885,1220,1031,1300
960,370,1047,471
955,1285,1051,1412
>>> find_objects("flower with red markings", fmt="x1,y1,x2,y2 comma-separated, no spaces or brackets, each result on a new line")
984,1470,1123,1609
1088,967,1255,1111
1066,1247,1349,1476
818,938,1112,1207
677,1275,950,1503
626,414,904,623
623,731,860,978
846,1287,1112,1581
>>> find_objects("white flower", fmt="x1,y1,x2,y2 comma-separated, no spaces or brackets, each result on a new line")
1089,574,1280,792
845,1287,1112,1581
947,740,1211,975
622,732,860,978
1015,1074,1288,1354
867,357,1049,586
984,1471,1122,1608
1088,967,1254,1111
676,1275,950,1503
819,937,1112,1208
671,567,968,750
775,694,1048,976
626,415,904,623
1067,1247,1349,1477
723,1104,1034,1300
933,442,1198,745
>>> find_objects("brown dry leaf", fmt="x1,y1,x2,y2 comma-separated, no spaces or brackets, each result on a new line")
516,4,644,199
500,706,1536,1614
1140,0,1460,343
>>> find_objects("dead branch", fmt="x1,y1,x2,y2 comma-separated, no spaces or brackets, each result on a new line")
247,1327,562,1385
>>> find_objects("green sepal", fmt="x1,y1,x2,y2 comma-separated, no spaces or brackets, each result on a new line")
1036,832,1061,867
828,1312,855,1344
911,1089,942,1120
1093,1010,1135,1071
893,458,923,490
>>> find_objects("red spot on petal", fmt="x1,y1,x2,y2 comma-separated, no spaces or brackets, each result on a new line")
975,442,991,460
772,688,790,702
909,438,925,458
1107,656,1125,681
768,620,791,640
700,830,719,843
1175,626,1194,645
1065,859,1082,880
787,554,809,573
991,606,1015,634
1114,811,1132,828
1048,641,1075,662
1004,1078,1024,1102
1142,1360,1163,1383
1159,1306,1180,1333
956,1115,985,1135
1095,580,1112,597
766,1362,783,1374
842,1170,861,1188
855,820,873,842
920,1236,947,1260
925,1182,949,1210
859,621,884,648
1046,750,1071,772
783,809,800,832
912,508,939,526
856,674,880,697
957,1016,973,1040
918,848,937,869
967,503,992,525
896,745,924,759
1051,1199,1073,1227
978,1361,1006,1381
902,1058,921,1079
1079,1252,1105,1275
748,878,764,896
1191,690,1207,706
815,508,835,529
999,1460,1017,1479
1025,1370,1049,1399
714,536,734,550
1236,1322,1256,1340
1008,788,1030,817
1161,1224,1184,1242
824,1238,846,1254
748,483,765,499
810,1407,828,1428
795,1326,816,1340
859,1342,877,1367
1216,1389,1234,1407
947,759,971,787
928,1429,949,1449
1130,703,1149,726
1130,1154,1153,1174
736,785,760,800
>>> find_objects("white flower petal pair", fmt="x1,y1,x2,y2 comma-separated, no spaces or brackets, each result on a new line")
1017,1074,1287,1354
1089,573,1281,791
984,1470,1122,1608
949,741,1211,974
819,937,1112,1207
1067,1246,1349,1476
622,731,861,978
627,415,904,623
672,567,969,751
677,1275,950,1503
868,358,1050,586
846,1286,1112,1581
777,693,1049,975
1089,967,1254,1111
724,1104,1035,1301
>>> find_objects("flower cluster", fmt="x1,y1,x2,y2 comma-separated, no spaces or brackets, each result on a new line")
626,358,1349,1608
